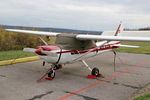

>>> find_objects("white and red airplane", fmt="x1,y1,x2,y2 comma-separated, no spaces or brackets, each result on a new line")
6,23,150,80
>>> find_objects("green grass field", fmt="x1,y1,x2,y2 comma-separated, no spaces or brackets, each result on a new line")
116,41,150,54
0,50,36,61
134,94,150,100
0,42,150,61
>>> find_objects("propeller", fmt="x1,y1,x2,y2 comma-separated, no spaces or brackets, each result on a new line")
23,47,57,57
23,48,36,52
9,37,50,66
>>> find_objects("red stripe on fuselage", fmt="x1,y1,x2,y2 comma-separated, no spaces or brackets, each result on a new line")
57,46,118,54
56,42,120,54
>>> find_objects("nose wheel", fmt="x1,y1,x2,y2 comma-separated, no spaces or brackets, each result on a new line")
47,70,55,79
37,64,62,82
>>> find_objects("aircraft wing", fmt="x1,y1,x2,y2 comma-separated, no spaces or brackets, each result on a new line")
6,29,150,42
6,29,60,36
76,35,150,42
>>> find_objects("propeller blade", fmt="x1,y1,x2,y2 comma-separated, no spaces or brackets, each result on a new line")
23,48,36,52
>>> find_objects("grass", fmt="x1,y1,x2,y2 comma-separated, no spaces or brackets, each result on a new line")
116,42,150,54
0,50,36,61
134,94,150,100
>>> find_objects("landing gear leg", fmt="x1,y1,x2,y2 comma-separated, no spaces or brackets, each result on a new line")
81,60,92,71
81,60,103,79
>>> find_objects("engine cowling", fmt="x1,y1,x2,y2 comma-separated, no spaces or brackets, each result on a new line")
35,45,60,56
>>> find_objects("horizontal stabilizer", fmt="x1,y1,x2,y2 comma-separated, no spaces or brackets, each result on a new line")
113,44,140,48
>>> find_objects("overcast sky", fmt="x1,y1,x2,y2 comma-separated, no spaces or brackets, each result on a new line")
0,0,150,31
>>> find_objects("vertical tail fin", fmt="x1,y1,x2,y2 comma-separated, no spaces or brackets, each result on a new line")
114,22,123,36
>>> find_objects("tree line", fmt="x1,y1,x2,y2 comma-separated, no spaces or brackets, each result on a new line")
0,28,56,51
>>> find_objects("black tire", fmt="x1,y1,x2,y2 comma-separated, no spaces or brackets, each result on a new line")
48,71,55,79
91,68,99,76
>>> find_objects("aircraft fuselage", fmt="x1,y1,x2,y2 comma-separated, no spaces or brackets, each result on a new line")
36,41,120,64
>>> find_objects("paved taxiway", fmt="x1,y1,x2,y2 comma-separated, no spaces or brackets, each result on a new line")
0,52,150,100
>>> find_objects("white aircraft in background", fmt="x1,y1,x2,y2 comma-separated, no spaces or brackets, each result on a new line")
6,23,150,80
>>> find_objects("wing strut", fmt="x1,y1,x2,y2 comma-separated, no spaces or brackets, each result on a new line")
39,37,48,45
112,50,117,72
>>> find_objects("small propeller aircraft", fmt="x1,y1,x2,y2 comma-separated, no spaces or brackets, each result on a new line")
6,23,150,80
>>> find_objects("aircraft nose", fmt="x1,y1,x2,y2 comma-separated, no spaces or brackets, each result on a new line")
35,47,45,55
35,45,60,56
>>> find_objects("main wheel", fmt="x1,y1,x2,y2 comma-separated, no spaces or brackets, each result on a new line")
91,68,99,76
48,70,55,79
